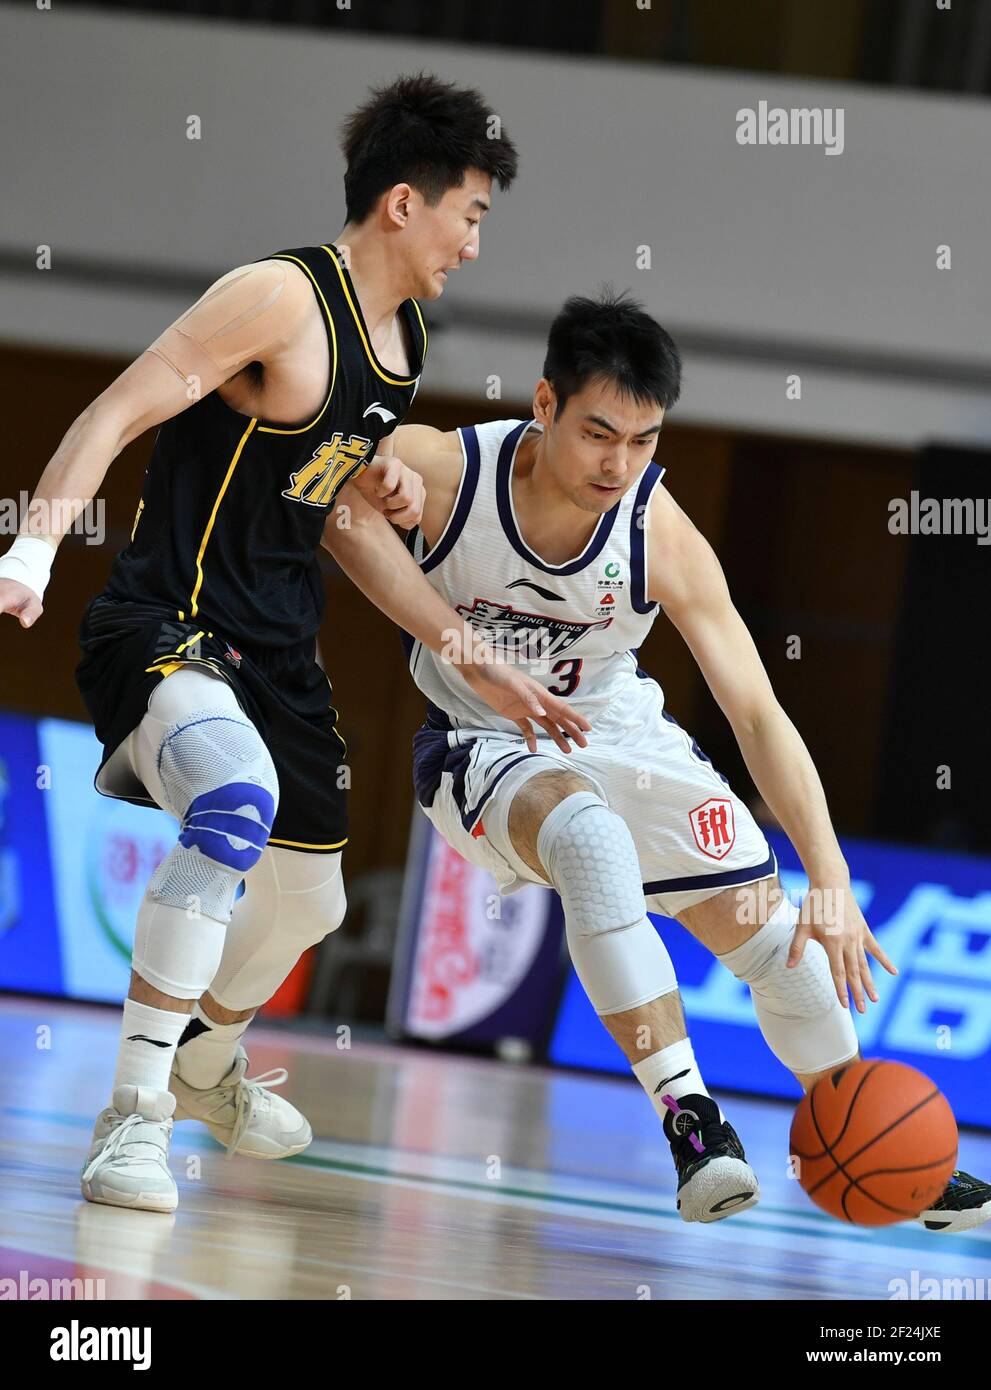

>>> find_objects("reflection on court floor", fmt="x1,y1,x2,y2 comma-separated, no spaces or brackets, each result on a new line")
1,998,988,1300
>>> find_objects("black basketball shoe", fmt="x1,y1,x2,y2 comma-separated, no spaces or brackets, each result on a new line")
661,1094,760,1223
916,1169,991,1233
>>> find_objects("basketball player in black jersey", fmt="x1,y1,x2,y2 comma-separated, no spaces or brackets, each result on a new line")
0,75,589,1212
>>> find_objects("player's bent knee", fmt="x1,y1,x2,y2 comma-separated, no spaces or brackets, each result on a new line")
535,791,675,1015
150,708,279,925
160,708,279,867
721,894,859,1074
536,793,645,931
507,770,600,875
282,873,348,949
206,859,348,1011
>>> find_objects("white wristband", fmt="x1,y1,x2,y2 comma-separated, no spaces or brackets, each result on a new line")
0,536,57,601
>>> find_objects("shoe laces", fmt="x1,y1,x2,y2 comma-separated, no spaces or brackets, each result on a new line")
82,1111,169,1181
227,1067,289,1158
940,1170,989,1202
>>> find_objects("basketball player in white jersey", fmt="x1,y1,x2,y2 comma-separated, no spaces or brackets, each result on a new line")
391,290,991,1231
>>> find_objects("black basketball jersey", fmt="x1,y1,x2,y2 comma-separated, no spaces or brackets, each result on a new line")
105,243,428,649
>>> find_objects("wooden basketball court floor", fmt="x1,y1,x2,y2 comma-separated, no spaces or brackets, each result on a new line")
1,996,988,1301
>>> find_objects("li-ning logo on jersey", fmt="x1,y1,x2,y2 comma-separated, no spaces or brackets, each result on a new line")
505,578,565,603
282,433,374,507
455,595,613,662
362,402,396,423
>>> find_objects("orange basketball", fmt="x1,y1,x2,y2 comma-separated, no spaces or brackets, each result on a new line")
789,1059,958,1225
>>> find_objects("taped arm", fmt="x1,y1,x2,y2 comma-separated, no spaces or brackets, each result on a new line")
1,260,311,622
8,262,309,550
147,259,305,399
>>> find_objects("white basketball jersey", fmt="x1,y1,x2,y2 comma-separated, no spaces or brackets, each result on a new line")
404,418,668,733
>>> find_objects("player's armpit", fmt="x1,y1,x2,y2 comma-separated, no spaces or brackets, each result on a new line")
147,259,309,393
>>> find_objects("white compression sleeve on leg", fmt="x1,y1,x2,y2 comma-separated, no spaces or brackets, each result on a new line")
126,668,277,1000
533,792,677,1016
718,894,859,1074
206,846,347,1012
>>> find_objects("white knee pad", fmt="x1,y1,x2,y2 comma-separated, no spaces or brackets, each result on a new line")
129,701,279,999
720,894,859,1074
208,847,347,1011
534,792,677,1016
149,706,279,924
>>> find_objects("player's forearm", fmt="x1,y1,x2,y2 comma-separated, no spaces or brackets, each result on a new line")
16,404,126,547
323,505,487,665
735,704,850,883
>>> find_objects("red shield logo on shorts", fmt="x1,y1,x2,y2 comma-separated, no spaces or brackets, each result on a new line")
689,798,735,860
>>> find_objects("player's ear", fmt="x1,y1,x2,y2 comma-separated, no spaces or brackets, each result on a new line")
384,183,415,228
532,379,557,427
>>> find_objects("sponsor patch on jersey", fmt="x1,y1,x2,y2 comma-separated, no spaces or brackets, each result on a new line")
597,559,625,592
689,798,736,860
455,596,613,661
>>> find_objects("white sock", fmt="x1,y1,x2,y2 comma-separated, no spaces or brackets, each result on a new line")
173,1002,252,1089
632,1037,725,1125
113,998,190,1097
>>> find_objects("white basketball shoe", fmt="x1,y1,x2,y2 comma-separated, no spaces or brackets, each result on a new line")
81,1085,178,1213
170,1045,312,1159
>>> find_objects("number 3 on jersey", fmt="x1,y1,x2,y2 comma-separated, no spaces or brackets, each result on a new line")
548,657,583,697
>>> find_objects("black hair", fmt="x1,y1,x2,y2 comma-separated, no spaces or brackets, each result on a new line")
542,288,682,418
340,73,518,224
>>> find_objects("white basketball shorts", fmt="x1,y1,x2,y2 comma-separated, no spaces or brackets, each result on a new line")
412,671,777,918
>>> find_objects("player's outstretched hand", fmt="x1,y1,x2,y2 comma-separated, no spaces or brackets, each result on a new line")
0,578,43,629
459,660,591,754
351,456,425,530
787,881,897,1013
